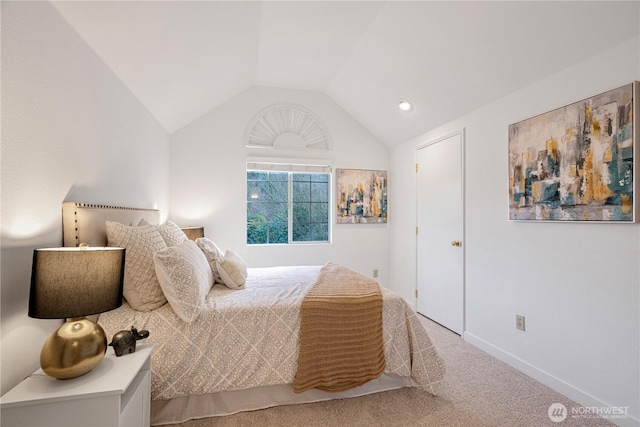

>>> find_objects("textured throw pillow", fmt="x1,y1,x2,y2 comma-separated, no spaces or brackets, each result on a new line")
195,237,224,283
138,218,187,247
154,240,214,323
106,221,168,311
216,250,247,289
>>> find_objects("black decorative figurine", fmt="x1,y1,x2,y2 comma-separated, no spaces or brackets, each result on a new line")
109,327,150,357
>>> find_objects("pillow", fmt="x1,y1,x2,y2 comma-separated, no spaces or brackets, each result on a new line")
138,218,187,247
154,240,214,323
106,221,168,311
195,237,224,284
216,250,247,289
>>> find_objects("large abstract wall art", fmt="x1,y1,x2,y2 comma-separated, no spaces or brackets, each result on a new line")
508,82,638,222
336,169,387,223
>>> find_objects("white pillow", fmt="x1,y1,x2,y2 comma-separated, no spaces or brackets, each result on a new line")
138,218,187,247
195,237,224,284
106,221,168,311
216,250,247,289
154,240,214,323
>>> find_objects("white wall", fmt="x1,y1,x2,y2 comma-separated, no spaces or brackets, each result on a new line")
1,2,170,395
170,85,390,286
390,35,640,425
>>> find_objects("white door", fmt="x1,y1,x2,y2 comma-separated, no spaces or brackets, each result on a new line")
416,130,464,335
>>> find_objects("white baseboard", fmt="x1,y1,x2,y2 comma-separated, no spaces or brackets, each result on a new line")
463,332,639,427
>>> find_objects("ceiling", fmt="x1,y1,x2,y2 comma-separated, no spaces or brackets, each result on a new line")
51,1,639,147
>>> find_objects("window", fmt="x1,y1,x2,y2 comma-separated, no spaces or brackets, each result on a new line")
247,165,330,245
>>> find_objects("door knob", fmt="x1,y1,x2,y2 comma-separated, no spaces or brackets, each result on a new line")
451,240,461,247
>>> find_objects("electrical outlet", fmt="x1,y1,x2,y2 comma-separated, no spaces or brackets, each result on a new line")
516,314,526,331
373,269,379,278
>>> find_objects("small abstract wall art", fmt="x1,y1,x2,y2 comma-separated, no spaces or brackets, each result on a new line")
508,82,638,222
336,169,387,223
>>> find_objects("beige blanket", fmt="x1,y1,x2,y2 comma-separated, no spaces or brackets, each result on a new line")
98,265,445,401
294,263,385,393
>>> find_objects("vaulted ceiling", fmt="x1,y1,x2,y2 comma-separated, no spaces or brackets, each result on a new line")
51,1,639,147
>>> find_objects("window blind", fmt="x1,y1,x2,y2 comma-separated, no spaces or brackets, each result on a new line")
246,161,332,173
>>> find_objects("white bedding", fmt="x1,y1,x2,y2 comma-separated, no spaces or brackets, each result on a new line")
98,265,445,411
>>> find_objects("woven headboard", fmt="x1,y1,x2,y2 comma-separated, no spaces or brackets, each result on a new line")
62,202,161,247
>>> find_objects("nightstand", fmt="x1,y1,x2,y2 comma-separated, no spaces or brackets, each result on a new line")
1,343,154,427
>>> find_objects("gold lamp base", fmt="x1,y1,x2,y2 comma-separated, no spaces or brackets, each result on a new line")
40,317,108,380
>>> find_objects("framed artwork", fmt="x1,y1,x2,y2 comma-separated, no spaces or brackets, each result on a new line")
508,82,638,222
336,169,387,223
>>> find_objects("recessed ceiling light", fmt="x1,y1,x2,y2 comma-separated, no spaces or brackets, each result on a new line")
398,99,413,112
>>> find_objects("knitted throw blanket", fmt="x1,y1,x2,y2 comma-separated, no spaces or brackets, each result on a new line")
294,263,386,393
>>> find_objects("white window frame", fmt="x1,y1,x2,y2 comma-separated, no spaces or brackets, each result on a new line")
246,160,332,245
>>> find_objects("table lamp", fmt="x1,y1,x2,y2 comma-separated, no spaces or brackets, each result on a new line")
29,246,125,380
181,226,204,241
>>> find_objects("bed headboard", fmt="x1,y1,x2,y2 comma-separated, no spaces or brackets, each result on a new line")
62,202,161,247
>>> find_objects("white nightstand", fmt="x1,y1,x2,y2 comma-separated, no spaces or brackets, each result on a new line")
1,343,154,427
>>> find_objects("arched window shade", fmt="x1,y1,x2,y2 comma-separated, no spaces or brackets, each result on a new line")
245,104,330,151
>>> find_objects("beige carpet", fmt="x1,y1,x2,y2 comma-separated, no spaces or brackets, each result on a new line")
162,315,614,427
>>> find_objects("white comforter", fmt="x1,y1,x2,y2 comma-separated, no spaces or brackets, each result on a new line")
98,266,445,401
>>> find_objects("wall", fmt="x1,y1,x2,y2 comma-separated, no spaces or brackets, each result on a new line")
170,85,390,286
1,2,170,394
390,35,640,425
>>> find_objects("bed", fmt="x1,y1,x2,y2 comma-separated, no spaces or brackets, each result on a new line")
62,202,445,426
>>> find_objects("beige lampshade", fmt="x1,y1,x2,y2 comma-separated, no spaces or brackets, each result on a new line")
29,247,125,319
182,226,205,241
